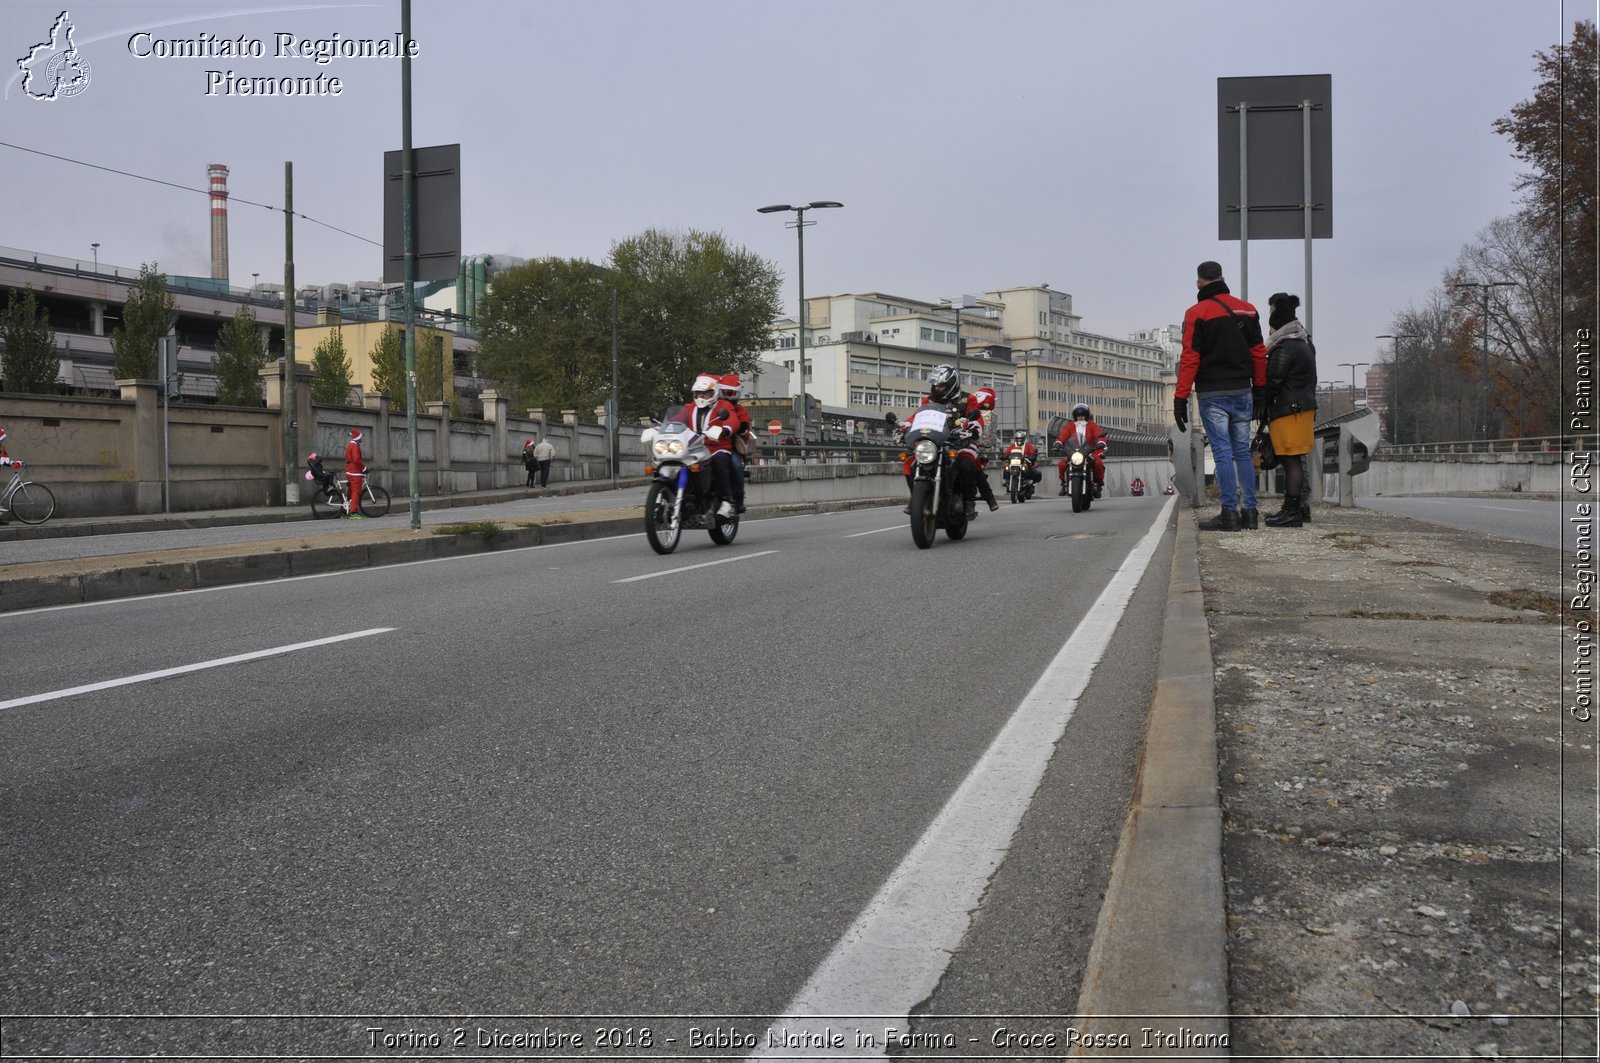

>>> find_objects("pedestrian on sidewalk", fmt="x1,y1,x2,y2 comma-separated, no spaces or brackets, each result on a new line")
533,437,555,488
343,429,367,519
0,427,20,525
521,439,539,487
1261,293,1318,527
1175,260,1268,531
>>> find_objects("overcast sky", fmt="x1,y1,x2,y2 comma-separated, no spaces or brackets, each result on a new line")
1,0,1578,379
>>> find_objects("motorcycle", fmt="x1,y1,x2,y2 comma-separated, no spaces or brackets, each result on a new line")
903,406,974,549
1130,477,1146,497
1064,439,1106,513
639,419,740,555
1003,451,1036,504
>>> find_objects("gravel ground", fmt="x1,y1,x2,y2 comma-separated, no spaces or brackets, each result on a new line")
1196,504,1597,1060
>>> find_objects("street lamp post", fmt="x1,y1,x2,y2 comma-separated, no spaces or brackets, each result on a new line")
758,200,843,446
1376,334,1419,443
91,242,99,272
1448,280,1515,440
1338,361,1369,405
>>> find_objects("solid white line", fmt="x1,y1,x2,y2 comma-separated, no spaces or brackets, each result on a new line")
752,497,1176,1059
613,550,778,583
0,628,395,711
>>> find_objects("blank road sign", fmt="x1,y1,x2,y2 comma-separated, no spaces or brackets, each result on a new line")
1217,74,1332,241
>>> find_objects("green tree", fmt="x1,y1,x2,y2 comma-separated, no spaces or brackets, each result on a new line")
370,326,406,401
475,230,781,421
477,257,614,414
417,331,446,405
110,263,176,380
212,304,267,406
1,287,59,394
608,228,781,417
310,327,354,405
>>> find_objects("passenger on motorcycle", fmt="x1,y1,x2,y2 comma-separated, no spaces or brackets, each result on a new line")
1056,402,1107,497
918,365,1000,518
672,373,740,519
717,372,754,513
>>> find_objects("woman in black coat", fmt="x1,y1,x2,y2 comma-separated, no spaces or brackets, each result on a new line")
1261,293,1318,527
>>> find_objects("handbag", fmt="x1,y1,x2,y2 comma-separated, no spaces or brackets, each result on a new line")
1250,424,1278,471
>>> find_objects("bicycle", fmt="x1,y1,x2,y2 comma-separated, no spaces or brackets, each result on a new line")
308,476,391,519
0,466,55,525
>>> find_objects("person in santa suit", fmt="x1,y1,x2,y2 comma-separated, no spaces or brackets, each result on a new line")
344,428,368,518
916,364,999,518
1002,429,1043,491
672,373,740,519
717,372,754,513
1055,402,1107,497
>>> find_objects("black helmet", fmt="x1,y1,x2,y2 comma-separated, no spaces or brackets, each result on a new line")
1072,402,1092,420
928,364,960,404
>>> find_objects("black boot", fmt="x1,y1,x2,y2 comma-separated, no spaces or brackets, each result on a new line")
1058,482,1067,496
1242,507,1259,529
1265,505,1305,528
1198,508,1241,532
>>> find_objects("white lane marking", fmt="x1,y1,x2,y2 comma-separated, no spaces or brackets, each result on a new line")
0,628,395,711
613,550,778,584
753,496,1176,1059
844,526,904,538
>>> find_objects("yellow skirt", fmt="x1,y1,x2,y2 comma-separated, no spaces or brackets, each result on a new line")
1269,410,1315,457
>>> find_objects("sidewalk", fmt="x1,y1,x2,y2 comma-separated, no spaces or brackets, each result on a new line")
1193,503,1593,1058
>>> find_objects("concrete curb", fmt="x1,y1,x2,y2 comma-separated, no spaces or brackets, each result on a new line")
0,497,904,613
1070,505,1230,1056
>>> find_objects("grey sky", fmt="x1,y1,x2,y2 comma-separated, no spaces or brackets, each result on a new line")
1,0,1576,377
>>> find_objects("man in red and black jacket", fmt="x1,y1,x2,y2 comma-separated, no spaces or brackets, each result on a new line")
1174,260,1268,531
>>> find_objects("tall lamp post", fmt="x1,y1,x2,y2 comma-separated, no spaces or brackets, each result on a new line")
1337,361,1369,407
757,200,843,445
1376,334,1419,443
91,242,99,272
1448,280,1515,440
935,299,984,385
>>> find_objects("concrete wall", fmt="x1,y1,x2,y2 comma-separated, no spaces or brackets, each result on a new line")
1357,452,1567,497
0,362,658,518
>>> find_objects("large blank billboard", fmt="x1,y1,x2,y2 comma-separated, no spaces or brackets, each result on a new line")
1217,75,1332,241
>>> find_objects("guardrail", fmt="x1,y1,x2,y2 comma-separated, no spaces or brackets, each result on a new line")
1380,436,1572,456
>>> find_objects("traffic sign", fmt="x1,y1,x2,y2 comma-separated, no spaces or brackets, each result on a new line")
768,420,783,435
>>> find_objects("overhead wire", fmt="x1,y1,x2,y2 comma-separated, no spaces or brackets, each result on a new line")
0,139,381,247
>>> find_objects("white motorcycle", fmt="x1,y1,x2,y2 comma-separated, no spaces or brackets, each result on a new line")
640,419,740,555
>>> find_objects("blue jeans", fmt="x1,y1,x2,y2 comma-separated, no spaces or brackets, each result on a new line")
1199,392,1256,511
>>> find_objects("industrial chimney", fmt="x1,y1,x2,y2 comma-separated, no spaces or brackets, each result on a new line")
208,163,229,283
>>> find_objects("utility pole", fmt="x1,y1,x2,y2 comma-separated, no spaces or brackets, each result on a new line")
282,161,299,506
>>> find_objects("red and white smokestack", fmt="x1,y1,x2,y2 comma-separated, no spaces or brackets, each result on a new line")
208,163,230,283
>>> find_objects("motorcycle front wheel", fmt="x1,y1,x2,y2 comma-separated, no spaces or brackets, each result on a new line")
645,482,682,554
909,479,936,549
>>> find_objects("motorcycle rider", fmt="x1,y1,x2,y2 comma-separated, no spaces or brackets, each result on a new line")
717,372,754,513
1055,402,1107,497
917,365,999,518
1002,429,1042,496
672,373,740,519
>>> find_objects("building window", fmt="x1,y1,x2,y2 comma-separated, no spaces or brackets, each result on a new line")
921,327,932,341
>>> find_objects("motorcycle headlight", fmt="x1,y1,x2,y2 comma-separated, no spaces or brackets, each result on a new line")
914,440,938,465
653,438,685,460
1071,452,1085,466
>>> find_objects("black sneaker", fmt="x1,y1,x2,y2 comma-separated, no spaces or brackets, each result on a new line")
1242,507,1259,529
987,498,1000,512
1265,508,1303,528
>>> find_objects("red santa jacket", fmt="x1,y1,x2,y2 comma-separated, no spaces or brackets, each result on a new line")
1056,419,1106,455
674,400,739,454
344,439,366,476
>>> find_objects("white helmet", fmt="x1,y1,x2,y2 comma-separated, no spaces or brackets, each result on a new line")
692,373,720,409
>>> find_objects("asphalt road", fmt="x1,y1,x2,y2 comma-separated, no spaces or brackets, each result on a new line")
1359,495,1573,549
0,495,1176,1059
